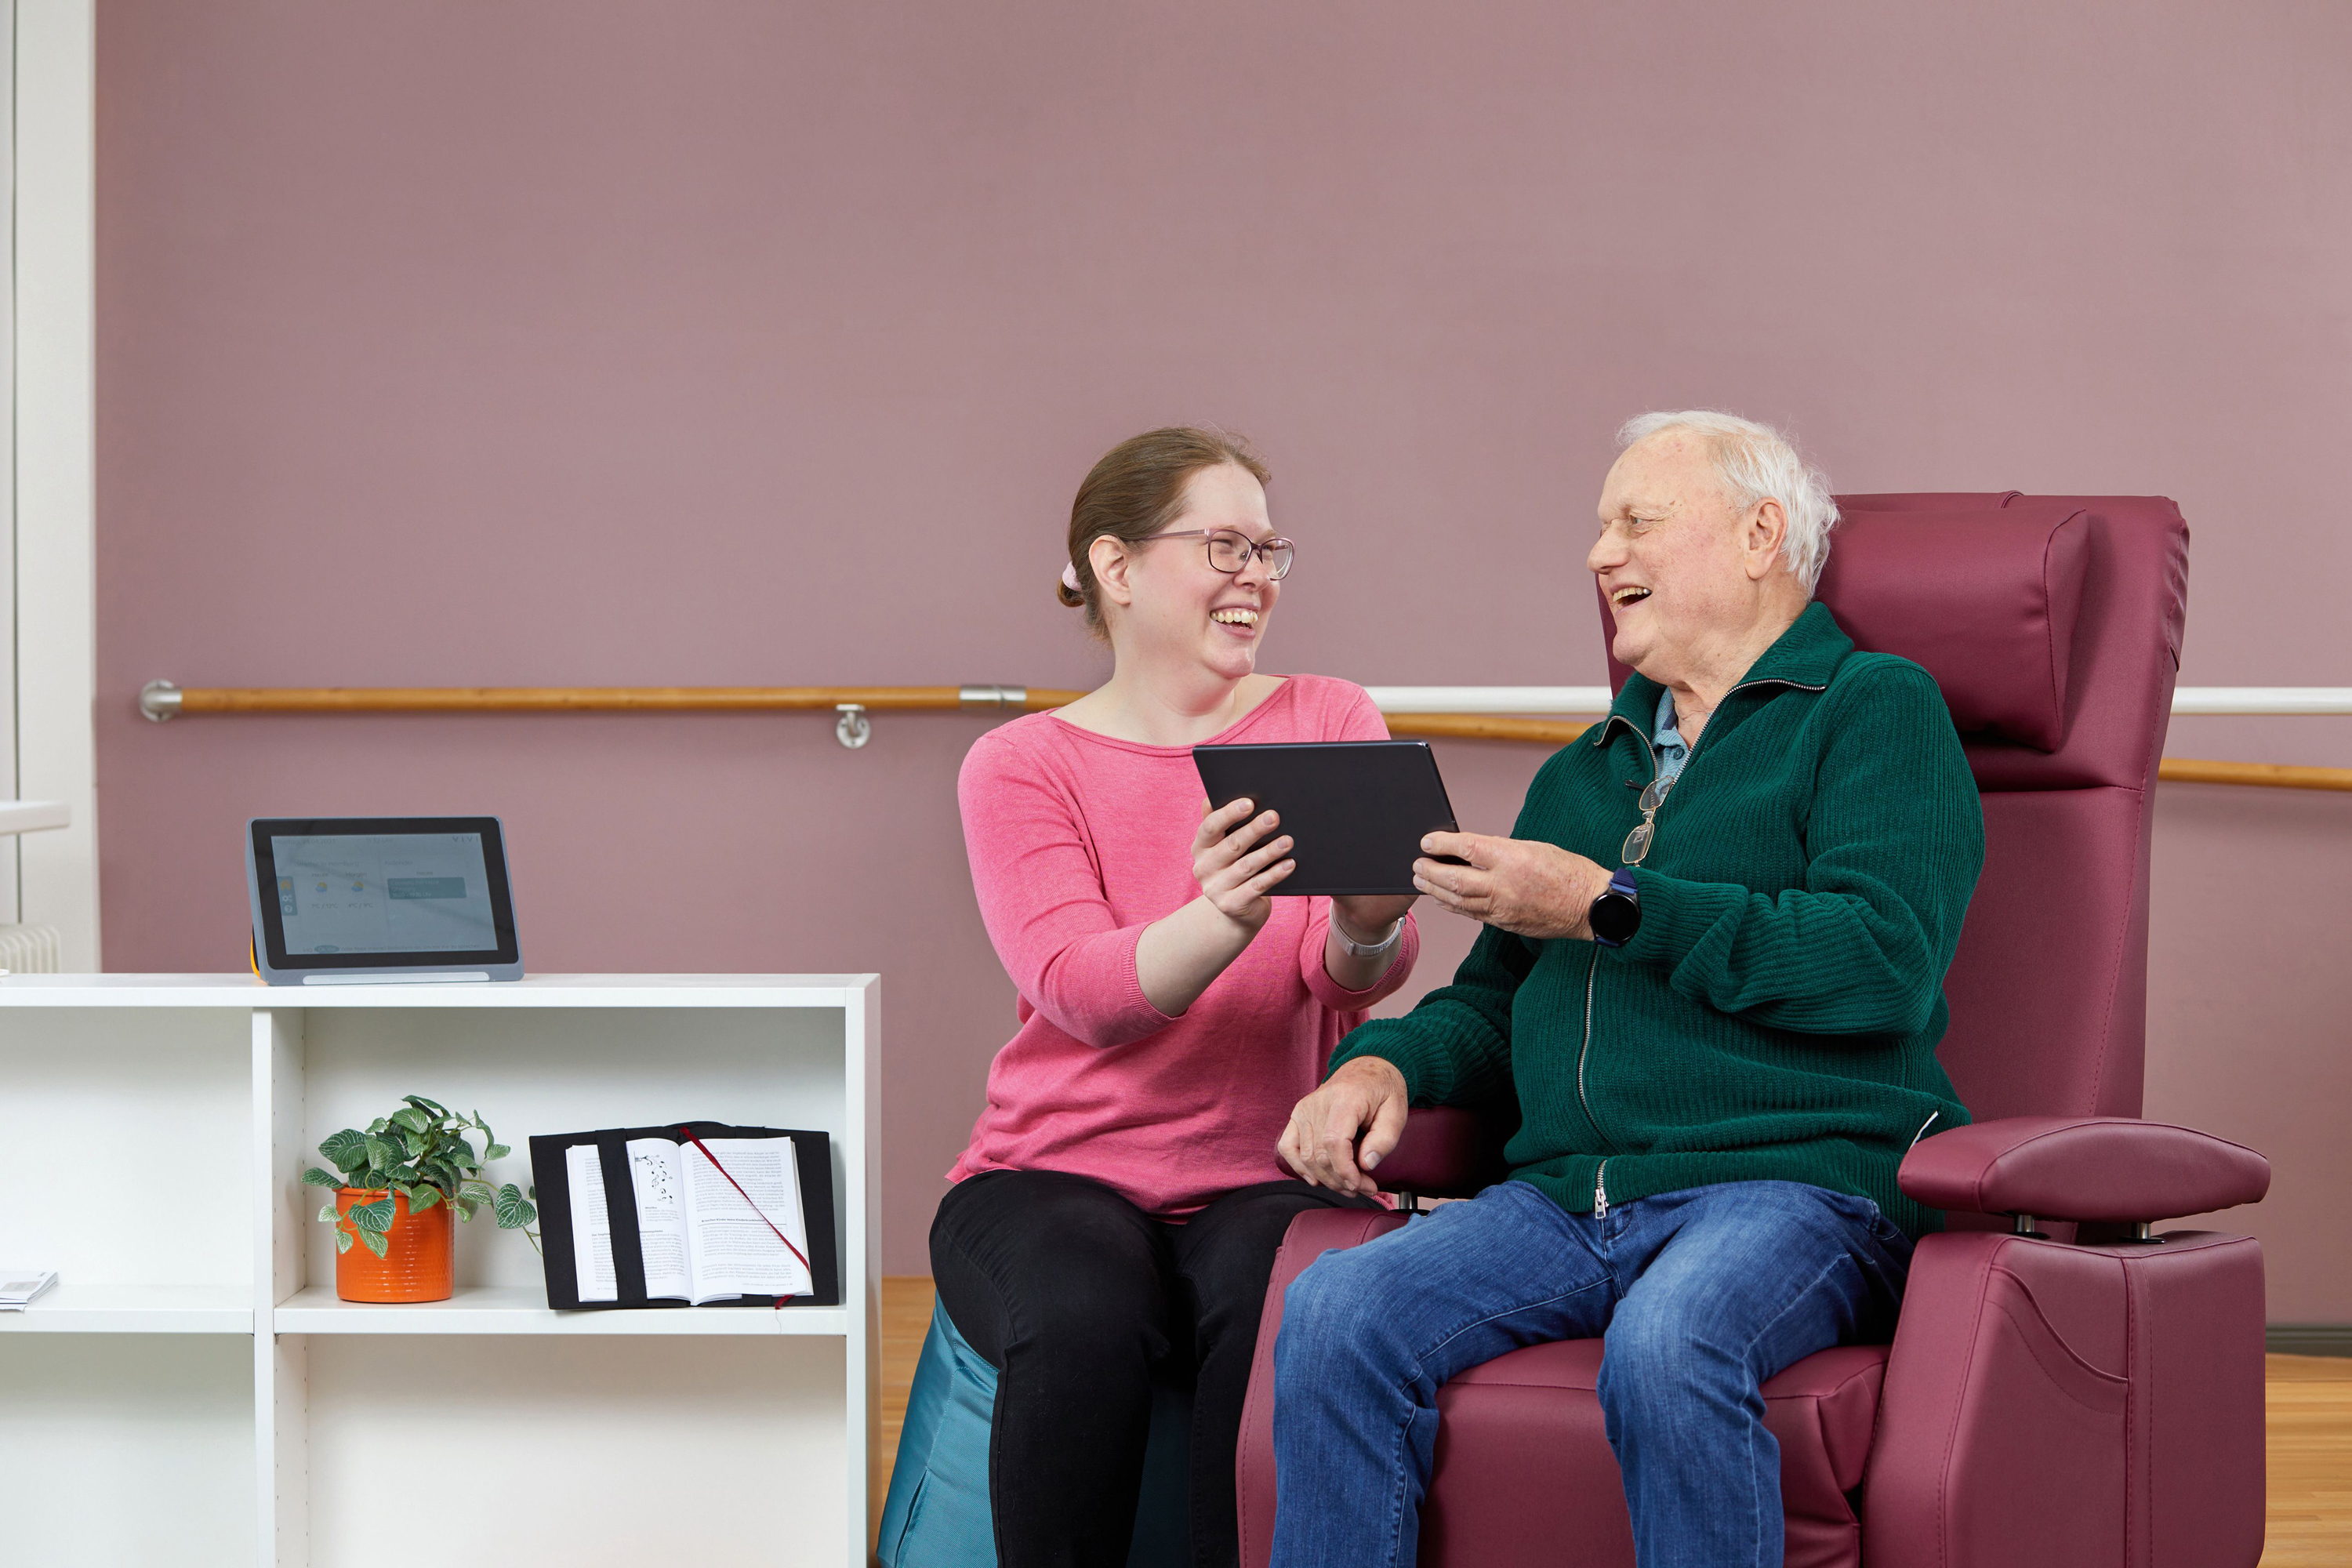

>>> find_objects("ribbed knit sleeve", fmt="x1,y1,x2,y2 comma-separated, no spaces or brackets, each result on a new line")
1324,752,1564,1103
1327,921,1536,1105
958,731,1178,1049
1617,661,1984,1036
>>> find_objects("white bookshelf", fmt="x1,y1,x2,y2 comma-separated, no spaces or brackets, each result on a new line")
0,974,880,1568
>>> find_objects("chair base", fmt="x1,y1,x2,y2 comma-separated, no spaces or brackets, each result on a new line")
1234,1207,1885,1568
1864,1227,2267,1568
1237,1209,2268,1568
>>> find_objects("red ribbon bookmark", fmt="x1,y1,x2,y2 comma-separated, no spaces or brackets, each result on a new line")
678,1127,811,1308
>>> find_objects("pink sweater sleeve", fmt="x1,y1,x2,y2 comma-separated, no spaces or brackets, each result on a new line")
1296,684,1422,1012
959,731,1178,1049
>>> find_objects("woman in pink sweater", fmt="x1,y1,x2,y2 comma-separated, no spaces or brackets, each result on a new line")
936,427,1421,1566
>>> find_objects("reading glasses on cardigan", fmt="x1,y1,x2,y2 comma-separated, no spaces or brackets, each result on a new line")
1621,773,1675,866
1138,527,1297,580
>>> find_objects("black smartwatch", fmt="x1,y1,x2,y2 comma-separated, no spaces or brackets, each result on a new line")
1589,866,1642,948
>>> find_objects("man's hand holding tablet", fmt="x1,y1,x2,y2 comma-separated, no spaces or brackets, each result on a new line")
1410,831,1617,942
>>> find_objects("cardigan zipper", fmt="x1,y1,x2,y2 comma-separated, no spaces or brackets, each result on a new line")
1576,951,1601,1144
1583,672,1832,1222
1577,722,1657,1211
1580,961,1613,1218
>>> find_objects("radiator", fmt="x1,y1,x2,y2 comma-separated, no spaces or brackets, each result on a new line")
0,923,62,973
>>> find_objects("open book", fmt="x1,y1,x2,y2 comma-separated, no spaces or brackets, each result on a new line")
528,1121,838,1310
564,1136,811,1305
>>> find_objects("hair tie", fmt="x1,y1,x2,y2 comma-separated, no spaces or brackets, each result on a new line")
1061,562,1083,592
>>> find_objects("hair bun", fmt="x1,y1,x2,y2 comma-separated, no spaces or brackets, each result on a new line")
1058,561,1086,606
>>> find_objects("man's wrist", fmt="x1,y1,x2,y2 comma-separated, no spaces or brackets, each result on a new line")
1331,1054,1407,1094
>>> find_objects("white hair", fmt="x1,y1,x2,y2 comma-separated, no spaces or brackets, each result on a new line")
1615,410,1840,594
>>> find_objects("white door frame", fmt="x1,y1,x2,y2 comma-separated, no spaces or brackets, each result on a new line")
14,0,99,967
0,1,16,924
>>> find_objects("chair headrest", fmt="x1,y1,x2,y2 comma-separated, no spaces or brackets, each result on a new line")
1812,502,2090,752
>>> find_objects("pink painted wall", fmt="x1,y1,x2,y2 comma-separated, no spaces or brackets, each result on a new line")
95,2,2352,1308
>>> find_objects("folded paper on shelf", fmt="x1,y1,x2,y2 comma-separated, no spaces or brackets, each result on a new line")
0,1268,58,1310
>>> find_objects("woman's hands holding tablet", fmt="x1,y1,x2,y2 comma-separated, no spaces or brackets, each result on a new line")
1413,832,1614,941
1134,798,1298,1017
1192,797,1297,925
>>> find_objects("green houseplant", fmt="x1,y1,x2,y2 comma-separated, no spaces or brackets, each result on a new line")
302,1095,537,1302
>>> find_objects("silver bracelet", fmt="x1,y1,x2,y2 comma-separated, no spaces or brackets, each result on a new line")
1330,911,1405,960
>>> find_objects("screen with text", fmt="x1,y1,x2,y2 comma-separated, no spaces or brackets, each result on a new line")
270,833,498,955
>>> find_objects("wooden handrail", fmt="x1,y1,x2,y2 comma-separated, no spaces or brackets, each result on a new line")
155,684,1090,715
1381,713,2352,791
1381,713,1593,745
2154,757,2352,792
133,683,2352,791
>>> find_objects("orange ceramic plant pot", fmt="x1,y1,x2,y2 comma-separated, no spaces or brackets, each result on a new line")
334,1188,454,1303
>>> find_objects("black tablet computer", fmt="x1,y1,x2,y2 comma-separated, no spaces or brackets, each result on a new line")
245,816,523,984
1192,740,1463,896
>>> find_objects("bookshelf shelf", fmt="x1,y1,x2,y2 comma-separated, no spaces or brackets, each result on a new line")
0,797,70,836
274,1284,852,1335
0,975,879,1568
0,1283,253,1333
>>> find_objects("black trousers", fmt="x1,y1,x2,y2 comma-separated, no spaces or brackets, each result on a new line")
930,1168,1380,1568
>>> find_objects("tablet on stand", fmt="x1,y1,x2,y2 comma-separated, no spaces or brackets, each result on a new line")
244,816,524,984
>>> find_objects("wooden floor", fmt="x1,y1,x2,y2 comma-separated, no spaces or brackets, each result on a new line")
877,1278,2351,1563
2264,1354,2352,1566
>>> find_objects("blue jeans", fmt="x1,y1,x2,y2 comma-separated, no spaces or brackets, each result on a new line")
1269,1179,1913,1568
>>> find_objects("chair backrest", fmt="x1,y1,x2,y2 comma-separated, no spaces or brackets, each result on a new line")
1602,493,2189,1122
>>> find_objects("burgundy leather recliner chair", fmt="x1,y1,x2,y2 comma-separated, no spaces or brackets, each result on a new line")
1236,494,2273,1568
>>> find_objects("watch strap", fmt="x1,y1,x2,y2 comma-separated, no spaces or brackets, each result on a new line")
1590,866,1641,949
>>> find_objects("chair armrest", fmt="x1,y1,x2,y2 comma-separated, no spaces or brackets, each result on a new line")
1370,1106,1508,1198
1898,1116,2269,1223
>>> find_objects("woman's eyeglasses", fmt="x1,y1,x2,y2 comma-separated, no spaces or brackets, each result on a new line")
1621,773,1675,866
1141,528,1295,581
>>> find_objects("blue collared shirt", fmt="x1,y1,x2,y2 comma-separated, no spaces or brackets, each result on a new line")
1653,689,1690,782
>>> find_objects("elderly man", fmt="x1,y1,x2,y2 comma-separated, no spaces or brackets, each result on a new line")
1269,411,1984,1568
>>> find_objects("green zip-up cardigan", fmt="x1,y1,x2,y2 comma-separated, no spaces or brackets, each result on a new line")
1331,601,1984,1238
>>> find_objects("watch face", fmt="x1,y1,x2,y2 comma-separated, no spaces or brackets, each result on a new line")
1590,891,1640,945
